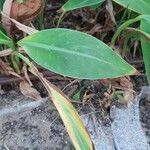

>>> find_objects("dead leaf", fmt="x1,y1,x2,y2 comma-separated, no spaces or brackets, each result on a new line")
22,63,32,86
100,77,136,105
0,58,11,75
1,12,38,35
2,0,13,36
20,81,42,100
11,0,42,24
2,0,42,36
0,58,22,79
105,0,116,26
0,47,24,57
94,0,116,33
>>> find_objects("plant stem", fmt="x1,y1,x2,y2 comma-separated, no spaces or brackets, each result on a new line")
57,11,66,28
14,51,32,68
10,42,21,74
111,16,142,46
10,53,20,74
125,27,150,42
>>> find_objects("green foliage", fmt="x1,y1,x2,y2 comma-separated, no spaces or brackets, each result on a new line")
113,0,150,15
0,0,4,10
111,14,150,84
62,0,150,15
18,28,136,79
62,0,104,11
0,30,14,49
140,18,150,84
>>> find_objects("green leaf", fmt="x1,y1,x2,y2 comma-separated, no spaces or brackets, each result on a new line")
140,17,150,84
113,0,150,15
0,0,4,10
111,14,150,84
31,64,94,150
62,0,105,11
18,28,136,79
0,30,14,49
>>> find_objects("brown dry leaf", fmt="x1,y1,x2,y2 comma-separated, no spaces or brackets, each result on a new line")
0,58,11,75
2,0,13,36
0,58,22,77
88,24,102,35
105,0,116,26
0,58,24,80
0,48,24,57
83,93,95,103
1,12,38,35
22,63,32,86
11,0,42,24
20,81,42,100
2,0,42,36
119,77,135,104
98,0,116,32
0,49,12,57
100,77,135,105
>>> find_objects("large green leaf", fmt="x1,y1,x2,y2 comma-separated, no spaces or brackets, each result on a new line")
140,17,150,84
113,0,150,15
18,28,136,79
62,0,104,11
0,30,14,49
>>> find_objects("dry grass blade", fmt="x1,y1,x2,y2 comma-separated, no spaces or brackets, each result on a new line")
0,58,24,80
22,63,33,86
105,0,117,28
105,0,116,26
1,12,38,35
100,77,136,106
1,0,13,36
0,49,12,57
0,48,24,57
0,58,11,75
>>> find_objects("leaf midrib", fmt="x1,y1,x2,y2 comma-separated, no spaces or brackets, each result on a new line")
20,41,124,71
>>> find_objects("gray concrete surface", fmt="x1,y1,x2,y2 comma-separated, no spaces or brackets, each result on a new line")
0,91,68,150
0,87,150,150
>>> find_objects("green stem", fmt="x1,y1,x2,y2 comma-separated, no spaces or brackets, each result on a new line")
111,16,142,46
125,27,150,42
10,53,20,74
57,11,66,28
121,32,131,57
14,51,32,68
38,0,45,30
10,42,21,74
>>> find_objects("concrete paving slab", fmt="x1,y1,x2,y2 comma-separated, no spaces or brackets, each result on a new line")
0,91,68,150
